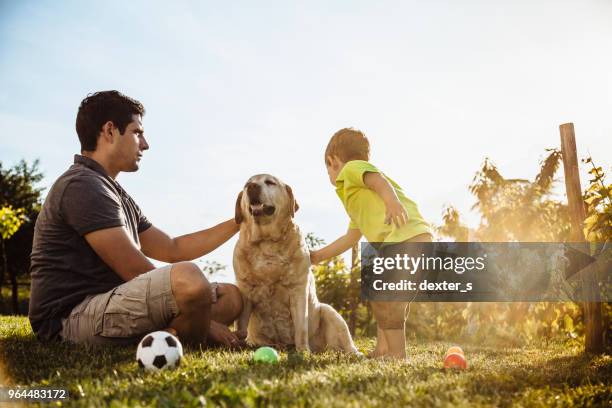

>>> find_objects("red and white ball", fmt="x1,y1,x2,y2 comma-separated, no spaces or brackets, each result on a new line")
443,346,467,369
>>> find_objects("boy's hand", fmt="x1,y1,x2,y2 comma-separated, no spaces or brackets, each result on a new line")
384,198,408,228
308,230,361,266
363,172,409,228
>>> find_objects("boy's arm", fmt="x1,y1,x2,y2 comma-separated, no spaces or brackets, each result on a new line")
363,172,408,228
310,228,362,264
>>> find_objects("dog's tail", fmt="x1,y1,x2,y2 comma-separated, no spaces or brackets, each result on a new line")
319,303,360,354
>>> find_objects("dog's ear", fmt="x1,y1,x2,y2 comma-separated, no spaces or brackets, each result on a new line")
285,184,299,217
235,191,244,224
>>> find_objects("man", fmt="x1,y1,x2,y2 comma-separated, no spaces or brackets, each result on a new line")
29,90,242,347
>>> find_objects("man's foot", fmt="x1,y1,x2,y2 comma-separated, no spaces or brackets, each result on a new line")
164,327,178,337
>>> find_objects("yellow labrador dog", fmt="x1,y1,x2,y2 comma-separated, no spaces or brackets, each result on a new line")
233,174,360,354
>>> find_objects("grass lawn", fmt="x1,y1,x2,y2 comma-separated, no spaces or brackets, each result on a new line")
0,316,610,407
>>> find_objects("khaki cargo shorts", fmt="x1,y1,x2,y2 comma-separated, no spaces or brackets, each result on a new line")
60,265,180,345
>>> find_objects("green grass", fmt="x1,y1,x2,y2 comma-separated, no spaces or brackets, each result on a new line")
0,316,610,407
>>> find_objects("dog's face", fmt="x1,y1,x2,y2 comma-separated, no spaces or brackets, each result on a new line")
235,174,299,225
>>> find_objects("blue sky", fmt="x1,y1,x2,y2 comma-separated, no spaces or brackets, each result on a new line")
1,0,611,275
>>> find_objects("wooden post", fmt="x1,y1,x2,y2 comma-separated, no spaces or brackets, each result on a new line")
559,122,603,353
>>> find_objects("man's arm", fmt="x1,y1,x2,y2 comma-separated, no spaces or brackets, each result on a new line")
139,218,239,263
310,228,362,264
363,172,408,227
85,226,156,281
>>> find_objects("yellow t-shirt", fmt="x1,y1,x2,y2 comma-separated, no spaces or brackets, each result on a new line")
335,160,431,243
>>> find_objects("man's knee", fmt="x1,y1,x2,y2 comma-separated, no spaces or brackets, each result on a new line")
171,262,212,307
214,283,243,323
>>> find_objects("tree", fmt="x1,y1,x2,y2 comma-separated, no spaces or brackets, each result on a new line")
200,260,228,280
582,157,612,242
437,149,584,345
582,156,612,350
0,206,26,312
467,149,571,242
0,159,44,314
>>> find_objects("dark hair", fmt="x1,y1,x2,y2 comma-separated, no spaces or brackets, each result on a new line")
75,90,145,151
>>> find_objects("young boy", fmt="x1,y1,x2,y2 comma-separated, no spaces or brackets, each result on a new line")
310,128,432,360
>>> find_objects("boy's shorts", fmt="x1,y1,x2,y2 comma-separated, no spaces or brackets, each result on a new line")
363,233,433,301
371,233,433,329
60,265,180,345
380,233,433,285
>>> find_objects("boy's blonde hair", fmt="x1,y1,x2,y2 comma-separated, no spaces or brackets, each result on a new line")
325,128,370,165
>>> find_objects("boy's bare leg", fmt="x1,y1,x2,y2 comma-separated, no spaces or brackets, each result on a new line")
370,302,391,357
380,329,406,359
371,301,408,360
369,324,389,357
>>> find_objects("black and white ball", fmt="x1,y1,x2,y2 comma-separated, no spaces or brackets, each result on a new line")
136,331,183,371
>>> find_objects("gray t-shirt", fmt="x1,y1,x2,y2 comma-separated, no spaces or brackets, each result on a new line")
29,155,152,340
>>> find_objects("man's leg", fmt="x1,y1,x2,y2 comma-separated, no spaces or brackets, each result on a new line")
168,262,213,345
60,262,212,346
211,283,243,325
206,283,244,347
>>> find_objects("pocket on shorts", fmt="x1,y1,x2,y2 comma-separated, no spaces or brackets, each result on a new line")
69,295,94,316
97,276,153,338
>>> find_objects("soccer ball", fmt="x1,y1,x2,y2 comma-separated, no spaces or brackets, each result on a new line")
136,331,183,372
